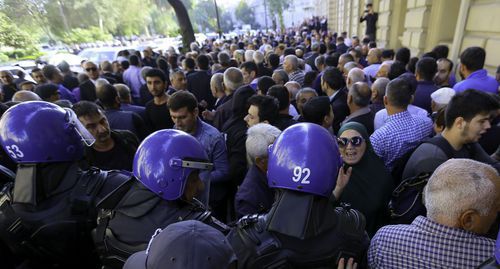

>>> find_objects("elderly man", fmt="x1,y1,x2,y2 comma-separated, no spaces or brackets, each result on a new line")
369,159,500,268
213,67,244,131
347,67,366,89
234,123,281,217
12,90,41,102
294,87,318,121
283,55,305,86
370,77,389,113
342,82,375,134
430,87,455,112
364,48,382,81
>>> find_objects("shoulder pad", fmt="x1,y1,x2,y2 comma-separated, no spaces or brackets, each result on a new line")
335,206,366,237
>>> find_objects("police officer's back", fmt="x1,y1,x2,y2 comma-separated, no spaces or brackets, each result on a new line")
227,123,370,269
0,101,131,269
92,129,229,269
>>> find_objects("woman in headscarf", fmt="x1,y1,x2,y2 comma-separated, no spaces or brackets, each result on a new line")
337,122,393,236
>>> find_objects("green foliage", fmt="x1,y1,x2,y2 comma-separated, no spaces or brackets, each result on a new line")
0,12,32,48
190,0,233,33
0,52,9,63
268,0,290,31
235,0,256,27
61,27,112,44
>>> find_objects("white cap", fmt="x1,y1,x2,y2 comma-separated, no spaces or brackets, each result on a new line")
431,87,456,105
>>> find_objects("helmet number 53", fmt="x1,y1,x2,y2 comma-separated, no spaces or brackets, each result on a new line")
292,166,311,184
6,145,24,159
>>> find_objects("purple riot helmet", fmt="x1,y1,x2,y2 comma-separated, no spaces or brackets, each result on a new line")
133,129,213,201
267,123,343,197
0,101,95,163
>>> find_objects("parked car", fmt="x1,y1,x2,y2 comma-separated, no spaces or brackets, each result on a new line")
78,47,137,63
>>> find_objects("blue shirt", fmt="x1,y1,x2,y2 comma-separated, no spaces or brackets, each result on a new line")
453,69,498,94
58,84,76,103
123,65,143,99
192,118,229,184
368,216,495,269
370,110,432,171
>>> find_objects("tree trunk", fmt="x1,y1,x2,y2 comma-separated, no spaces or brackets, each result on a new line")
167,0,195,53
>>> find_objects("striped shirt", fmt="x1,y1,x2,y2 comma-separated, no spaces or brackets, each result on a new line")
370,110,432,171
368,216,495,268
288,70,305,86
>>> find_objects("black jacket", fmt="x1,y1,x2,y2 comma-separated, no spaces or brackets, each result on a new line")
330,88,350,135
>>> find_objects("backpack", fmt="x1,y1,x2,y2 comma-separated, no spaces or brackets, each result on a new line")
388,136,462,224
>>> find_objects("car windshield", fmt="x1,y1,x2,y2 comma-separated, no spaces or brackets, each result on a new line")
78,50,116,63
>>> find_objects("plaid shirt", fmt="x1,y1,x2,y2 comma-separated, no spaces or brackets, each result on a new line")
370,110,432,171
368,216,495,269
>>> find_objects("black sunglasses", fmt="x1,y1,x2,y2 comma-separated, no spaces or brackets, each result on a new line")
85,67,98,72
337,136,364,148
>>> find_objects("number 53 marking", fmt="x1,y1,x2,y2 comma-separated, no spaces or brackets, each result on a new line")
6,145,24,159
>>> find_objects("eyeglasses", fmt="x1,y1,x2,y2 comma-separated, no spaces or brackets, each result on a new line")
337,136,364,148
85,67,98,72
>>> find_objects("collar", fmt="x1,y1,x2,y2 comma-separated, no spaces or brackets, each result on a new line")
412,216,479,239
386,110,410,122
467,69,487,79
192,117,204,137
343,106,371,122
329,90,341,102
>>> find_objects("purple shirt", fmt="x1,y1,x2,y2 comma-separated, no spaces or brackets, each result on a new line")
414,81,438,114
453,69,498,93
58,84,76,103
122,65,143,99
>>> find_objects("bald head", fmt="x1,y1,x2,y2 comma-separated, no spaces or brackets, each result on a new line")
12,90,41,102
347,67,366,88
223,67,244,93
367,48,382,65
348,82,371,108
371,77,390,102
376,60,394,78
284,81,301,101
424,159,499,232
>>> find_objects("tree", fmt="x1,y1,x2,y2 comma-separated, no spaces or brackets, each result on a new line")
235,0,256,28
268,0,289,32
0,12,36,48
168,0,195,52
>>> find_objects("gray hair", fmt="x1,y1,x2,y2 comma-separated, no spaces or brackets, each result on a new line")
284,81,301,101
169,70,185,81
315,55,325,70
424,159,499,224
218,52,231,65
372,77,390,101
347,67,366,86
210,73,224,93
12,90,41,102
344,62,359,76
253,51,265,64
295,87,318,100
223,67,244,92
349,82,371,107
284,55,299,71
114,83,131,101
244,50,255,62
246,123,281,163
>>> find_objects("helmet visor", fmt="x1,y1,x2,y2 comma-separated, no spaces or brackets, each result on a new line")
170,158,213,170
64,108,96,147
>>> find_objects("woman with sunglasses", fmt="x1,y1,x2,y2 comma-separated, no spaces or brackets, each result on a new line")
337,122,393,236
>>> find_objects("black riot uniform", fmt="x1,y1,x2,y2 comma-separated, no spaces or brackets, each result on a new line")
93,179,230,269
227,191,370,269
0,163,131,269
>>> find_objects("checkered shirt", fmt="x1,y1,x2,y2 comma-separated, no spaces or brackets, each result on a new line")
370,110,432,171
368,216,495,268
288,70,305,86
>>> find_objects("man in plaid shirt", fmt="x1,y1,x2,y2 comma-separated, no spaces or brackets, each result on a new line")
368,159,499,268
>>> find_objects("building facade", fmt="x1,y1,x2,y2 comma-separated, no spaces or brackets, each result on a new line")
327,0,500,74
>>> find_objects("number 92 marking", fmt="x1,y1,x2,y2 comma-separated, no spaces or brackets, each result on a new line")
292,166,311,184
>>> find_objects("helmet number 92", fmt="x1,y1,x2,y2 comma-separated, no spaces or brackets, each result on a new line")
292,166,311,184
6,145,24,159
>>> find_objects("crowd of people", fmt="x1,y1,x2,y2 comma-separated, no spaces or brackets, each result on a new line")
0,16,499,269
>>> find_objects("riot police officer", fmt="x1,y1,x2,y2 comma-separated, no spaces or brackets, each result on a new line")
0,101,131,269
92,129,229,269
227,123,370,268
